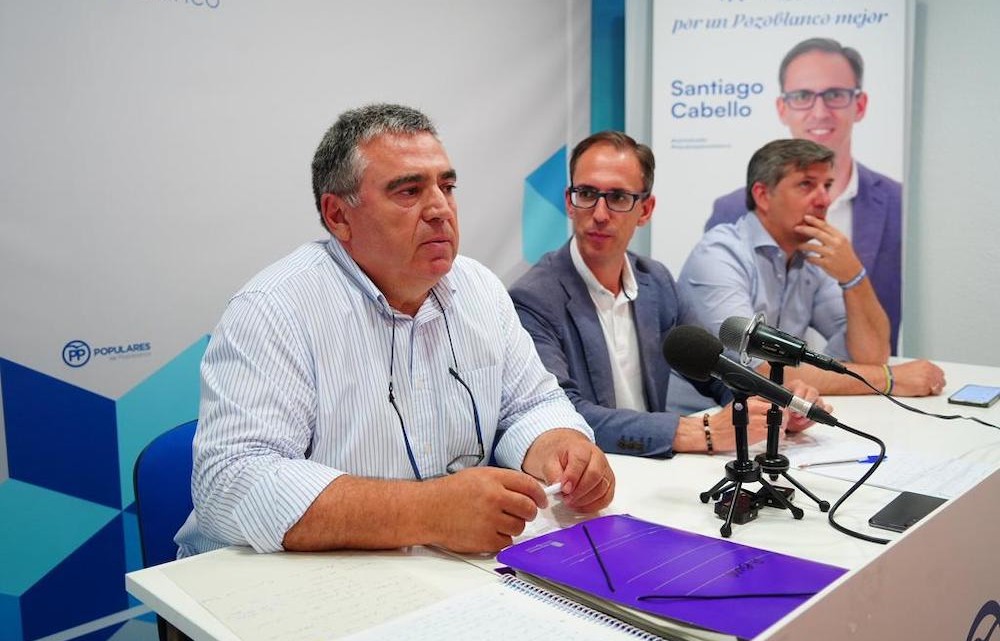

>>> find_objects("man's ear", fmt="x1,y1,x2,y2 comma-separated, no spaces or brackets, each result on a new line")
853,90,869,123
321,193,351,241
776,96,790,127
751,182,770,215
636,194,655,227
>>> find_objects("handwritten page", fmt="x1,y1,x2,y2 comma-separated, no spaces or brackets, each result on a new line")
161,547,493,641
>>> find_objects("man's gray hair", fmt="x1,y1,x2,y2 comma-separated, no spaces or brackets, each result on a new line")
311,103,438,225
745,139,835,211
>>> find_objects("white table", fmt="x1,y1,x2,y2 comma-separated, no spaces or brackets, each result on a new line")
126,360,1000,640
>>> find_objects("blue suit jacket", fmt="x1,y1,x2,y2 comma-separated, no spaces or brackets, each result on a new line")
508,243,729,457
705,163,902,353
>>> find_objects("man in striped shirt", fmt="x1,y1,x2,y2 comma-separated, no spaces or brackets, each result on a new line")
175,104,614,558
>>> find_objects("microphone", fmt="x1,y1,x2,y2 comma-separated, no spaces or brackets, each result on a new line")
719,314,849,374
662,325,837,427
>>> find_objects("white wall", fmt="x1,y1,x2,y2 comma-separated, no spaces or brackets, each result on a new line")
904,0,1000,366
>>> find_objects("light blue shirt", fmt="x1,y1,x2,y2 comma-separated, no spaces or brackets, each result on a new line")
678,214,849,364
176,239,590,556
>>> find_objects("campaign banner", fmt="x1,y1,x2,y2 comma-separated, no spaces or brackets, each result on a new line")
649,0,907,279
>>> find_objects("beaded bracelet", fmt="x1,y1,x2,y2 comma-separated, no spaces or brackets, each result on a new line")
839,267,868,290
702,413,714,455
882,363,895,395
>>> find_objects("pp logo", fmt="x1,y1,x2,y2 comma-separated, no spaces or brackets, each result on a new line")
62,340,91,367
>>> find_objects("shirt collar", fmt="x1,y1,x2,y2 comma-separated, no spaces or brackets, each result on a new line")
745,214,780,252
569,237,638,301
830,159,859,209
745,213,806,268
324,237,455,316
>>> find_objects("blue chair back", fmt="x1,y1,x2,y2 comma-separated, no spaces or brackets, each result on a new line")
133,419,198,568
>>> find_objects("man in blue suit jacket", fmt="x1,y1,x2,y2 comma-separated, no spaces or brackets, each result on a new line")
705,38,902,353
510,132,821,457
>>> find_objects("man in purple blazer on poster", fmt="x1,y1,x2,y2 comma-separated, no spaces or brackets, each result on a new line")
705,38,902,353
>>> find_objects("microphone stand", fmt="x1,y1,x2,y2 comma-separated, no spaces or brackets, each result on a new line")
753,362,830,513
699,392,802,537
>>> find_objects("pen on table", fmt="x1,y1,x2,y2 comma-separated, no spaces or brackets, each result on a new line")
798,455,884,469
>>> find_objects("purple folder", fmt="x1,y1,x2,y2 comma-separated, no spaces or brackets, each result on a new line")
497,514,847,639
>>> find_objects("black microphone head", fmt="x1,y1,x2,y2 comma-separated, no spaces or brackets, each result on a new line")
719,316,754,352
662,325,723,382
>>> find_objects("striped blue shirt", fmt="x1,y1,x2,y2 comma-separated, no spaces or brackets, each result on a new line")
175,239,590,556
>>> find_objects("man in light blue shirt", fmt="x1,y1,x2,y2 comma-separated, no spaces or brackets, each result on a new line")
679,139,944,397
176,104,614,558
706,38,903,354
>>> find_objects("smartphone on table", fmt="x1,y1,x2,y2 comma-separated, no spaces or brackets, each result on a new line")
947,384,1000,408
869,492,947,533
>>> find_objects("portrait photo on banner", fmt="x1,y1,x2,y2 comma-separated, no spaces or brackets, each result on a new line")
649,0,906,348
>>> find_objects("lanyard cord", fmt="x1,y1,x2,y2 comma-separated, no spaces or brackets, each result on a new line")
387,291,484,480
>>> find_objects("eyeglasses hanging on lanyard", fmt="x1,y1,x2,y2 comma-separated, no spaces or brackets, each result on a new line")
386,291,485,480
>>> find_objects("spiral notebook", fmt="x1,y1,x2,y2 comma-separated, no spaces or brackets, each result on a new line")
342,574,663,640
497,514,848,641
159,543,665,641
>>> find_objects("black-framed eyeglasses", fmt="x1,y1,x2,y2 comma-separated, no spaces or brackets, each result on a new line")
387,292,485,481
780,87,861,110
567,186,649,213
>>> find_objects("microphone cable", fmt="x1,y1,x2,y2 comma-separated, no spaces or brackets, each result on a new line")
822,368,997,545
822,419,890,545
843,369,999,430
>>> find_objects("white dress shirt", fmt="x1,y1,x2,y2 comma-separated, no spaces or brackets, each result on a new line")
569,238,647,412
826,159,860,243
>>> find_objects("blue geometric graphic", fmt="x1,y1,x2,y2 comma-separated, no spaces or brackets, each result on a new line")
120,507,145,604
0,480,119,639
0,593,21,641
22,515,128,641
2,360,119,508
0,481,119,595
522,145,570,264
591,0,625,132
0,336,208,641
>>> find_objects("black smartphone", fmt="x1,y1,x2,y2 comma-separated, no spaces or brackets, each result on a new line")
868,491,946,533
947,384,1000,408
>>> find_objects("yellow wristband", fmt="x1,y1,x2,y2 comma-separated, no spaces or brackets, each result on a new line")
882,364,894,395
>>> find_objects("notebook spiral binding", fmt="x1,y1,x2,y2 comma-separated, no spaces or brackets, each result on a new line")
502,574,664,640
